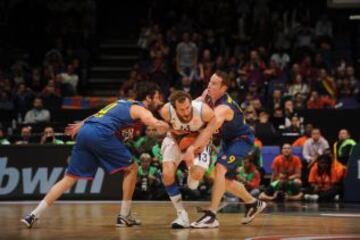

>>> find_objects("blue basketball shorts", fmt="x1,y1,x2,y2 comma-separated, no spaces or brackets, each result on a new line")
66,123,134,179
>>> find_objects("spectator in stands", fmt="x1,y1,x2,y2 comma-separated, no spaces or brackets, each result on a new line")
176,32,198,81
255,111,278,145
271,107,285,131
28,68,44,93
132,126,162,162
288,74,309,98
0,90,14,111
13,83,34,117
283,115,301,135
307,90,335,109
198,49,214,88
24,97,51,124
259,143,303,201
333,129,357,166
40,126,64,144
315,68,337,99
244,105,258,128
293,123,314,147
236,157,261,197
41,85,62,112
59,64,79,96
293,92,307,111
15,126,34,144
303,128,329,167
270,47,290,71
135,153,161,200
0,128,11,145
267,89,283,113
283,99,298,127
305,153,345,202
240,50,266,87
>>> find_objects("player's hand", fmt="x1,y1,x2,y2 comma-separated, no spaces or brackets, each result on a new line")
65,122,82,139
170,129,190,135
182,145,195,167
156,120,169,134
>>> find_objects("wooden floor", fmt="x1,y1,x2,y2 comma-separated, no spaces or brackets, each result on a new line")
1,201,360,240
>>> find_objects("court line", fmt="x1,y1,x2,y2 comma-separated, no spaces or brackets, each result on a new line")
0,200,211,205
320,213,360,218
245,234,360,240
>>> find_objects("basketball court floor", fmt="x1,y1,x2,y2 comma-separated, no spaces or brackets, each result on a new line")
1,201,360,240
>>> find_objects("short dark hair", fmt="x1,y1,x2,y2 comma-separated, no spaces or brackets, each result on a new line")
169,90,192,107
135,82,160,101
215,70,231,88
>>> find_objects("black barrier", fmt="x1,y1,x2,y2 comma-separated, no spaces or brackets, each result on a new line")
0,145,123,200
344,144,360,202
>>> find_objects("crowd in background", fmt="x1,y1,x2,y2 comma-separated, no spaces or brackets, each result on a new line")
0,0,359,202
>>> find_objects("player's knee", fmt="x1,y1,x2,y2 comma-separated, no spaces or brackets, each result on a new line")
190,168,205,181
162,171,175,186
215,164,227,176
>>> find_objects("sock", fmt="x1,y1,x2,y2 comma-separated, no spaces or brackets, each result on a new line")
120,200,131,217
31,200,49,218
187,174,199,190
170,194,185,213
165,183,184,212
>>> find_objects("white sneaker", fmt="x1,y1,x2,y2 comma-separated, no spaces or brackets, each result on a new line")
304,194,319,202
191,210,219,228
171,210,190,229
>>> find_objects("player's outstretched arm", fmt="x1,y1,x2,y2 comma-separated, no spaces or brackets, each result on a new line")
183,105,231,162
131,105,169,134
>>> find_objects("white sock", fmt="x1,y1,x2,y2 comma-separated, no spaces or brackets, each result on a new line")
169,194,185,213
187,174,199,190
31,200,49,218
120,200,131,217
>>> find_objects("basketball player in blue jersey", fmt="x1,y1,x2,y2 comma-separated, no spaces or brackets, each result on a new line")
184,71,267,228
21,82,169,229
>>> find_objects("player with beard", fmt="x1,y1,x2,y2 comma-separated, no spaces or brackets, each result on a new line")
159,90,214,228
21,82,169,228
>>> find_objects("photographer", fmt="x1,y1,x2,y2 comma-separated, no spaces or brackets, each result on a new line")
40,126,64,144
134,153,161,200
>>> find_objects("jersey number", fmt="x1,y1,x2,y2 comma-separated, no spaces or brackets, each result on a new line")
94,102,118,118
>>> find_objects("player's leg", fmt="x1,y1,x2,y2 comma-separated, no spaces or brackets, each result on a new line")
161,136,189,228
21,127,97,228
94,133,141,227
187,145,211,190
118,162,139,226
221,140,266,225
21,175,78,228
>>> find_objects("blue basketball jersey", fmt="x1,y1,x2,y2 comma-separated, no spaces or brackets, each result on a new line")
85,99,143,141
212,93,254,143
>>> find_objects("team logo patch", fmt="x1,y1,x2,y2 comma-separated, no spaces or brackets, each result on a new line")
227,155,236,164
221,155,227,160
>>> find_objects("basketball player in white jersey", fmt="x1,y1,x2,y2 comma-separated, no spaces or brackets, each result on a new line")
159,90,214,228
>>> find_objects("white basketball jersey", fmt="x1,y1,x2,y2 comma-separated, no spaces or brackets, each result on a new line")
168,100,205,132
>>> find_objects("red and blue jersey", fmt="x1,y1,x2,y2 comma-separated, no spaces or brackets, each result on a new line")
208,93,254,144
85,99,143,141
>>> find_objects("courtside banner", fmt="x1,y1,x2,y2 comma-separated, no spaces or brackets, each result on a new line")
0,145,123,200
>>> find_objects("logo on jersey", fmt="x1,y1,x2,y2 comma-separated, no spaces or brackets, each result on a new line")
115,126,134,142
